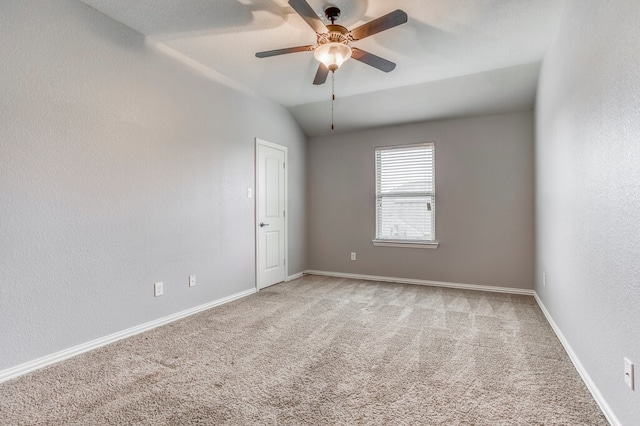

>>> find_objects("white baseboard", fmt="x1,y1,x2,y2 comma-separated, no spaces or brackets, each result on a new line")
286,271,305,281
534,292,619,426
0,288,256,384
304,270,534,295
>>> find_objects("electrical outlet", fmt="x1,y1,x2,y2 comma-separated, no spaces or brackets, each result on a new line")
189,275,196,287
154,282,163,297
350,252,356,261
543,273,546,287
247,188,252,198
624,358,635,390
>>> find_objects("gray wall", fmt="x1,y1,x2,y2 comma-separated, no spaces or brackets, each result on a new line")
0,0,306,371
535,1,640,423
307,111,534,289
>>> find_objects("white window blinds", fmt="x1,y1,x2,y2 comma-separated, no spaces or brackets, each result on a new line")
375,143,435,242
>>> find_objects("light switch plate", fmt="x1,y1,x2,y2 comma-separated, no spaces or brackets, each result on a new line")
624,358,634,390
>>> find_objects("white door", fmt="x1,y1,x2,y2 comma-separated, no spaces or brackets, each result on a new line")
256,139,287,289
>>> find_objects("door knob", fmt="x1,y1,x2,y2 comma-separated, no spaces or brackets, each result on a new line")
259,222,269,227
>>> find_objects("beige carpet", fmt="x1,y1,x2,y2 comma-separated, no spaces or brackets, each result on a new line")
0,275,607,425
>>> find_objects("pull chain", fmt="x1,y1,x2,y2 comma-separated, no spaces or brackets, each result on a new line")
331,72,335,130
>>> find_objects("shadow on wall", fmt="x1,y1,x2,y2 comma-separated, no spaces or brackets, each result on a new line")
82,0,294,40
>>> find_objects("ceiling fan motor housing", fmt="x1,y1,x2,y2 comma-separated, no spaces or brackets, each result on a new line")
317,25,350,45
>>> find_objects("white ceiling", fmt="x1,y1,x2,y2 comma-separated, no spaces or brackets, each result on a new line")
80,0,565,136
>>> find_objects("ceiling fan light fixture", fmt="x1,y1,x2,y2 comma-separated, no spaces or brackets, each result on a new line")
314,42,352,72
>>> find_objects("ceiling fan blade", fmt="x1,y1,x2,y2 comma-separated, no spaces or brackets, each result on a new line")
288,0,328,34
255,45,315,58
313,63,329,85
351,48,396,72
350,9,408,41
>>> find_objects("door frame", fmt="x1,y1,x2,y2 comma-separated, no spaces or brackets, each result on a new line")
255,138,288,290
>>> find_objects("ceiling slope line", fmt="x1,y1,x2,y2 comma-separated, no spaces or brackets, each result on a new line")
145,37,265,101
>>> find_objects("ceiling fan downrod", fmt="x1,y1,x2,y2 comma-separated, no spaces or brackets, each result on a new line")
324,6,341,24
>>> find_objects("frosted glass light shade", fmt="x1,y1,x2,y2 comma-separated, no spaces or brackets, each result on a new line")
314,42,352,72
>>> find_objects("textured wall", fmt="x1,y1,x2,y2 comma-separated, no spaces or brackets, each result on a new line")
535,1,640,423
307,111,535,289
0,0,306,370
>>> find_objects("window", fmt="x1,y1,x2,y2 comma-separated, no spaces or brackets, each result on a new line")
374,143,437,248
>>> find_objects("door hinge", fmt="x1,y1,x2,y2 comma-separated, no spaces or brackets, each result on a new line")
283,162,285,169
283,210,286,218
284,258,286,266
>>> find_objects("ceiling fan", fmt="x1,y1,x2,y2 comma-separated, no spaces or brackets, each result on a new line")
255,0,408,85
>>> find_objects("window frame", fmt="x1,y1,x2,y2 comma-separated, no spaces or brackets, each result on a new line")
373,142,438,249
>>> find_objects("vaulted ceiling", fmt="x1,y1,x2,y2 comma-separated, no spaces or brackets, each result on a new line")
80,0,564,136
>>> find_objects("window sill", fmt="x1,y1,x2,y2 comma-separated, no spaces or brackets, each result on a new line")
372,240,439,249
